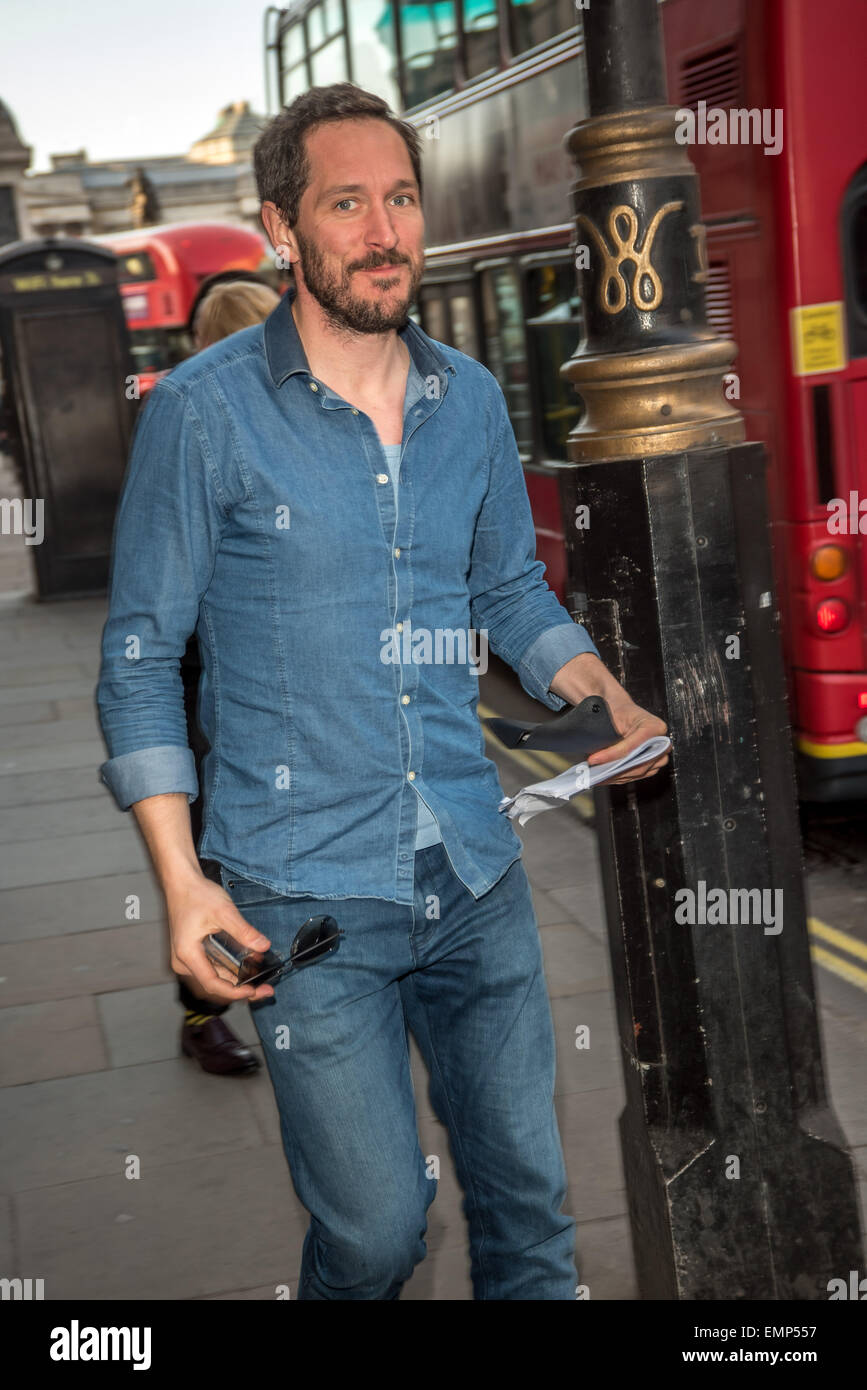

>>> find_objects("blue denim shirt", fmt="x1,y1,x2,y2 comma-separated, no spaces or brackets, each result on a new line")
95,285,600,904
379,438,443,851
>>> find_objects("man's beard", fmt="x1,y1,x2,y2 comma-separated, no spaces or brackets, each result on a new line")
292,227,424,334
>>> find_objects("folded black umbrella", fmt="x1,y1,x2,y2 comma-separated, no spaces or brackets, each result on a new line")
485,695,621,760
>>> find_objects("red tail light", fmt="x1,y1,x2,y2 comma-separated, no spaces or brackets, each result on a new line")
815,599,850,633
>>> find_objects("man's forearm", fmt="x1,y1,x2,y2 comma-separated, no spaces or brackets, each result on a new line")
549,651,634,710
131,792,205,897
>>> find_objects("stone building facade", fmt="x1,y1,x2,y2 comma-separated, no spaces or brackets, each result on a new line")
0,99,267,245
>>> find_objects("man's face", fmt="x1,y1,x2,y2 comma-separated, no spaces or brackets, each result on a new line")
286,118,425,334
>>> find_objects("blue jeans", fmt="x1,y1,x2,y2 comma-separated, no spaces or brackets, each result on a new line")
219,842,577,1300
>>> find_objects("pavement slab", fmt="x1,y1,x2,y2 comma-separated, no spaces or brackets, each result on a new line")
13,1147,309,1301
0,995,108,1086
0,920,170,1007
0,870,160,944
0,591,863,1302
0,1057,271,1194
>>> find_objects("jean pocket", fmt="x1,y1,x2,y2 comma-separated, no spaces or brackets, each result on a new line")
220,868,287,910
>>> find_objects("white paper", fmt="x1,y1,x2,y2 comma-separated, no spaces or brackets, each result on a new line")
498,736,672,825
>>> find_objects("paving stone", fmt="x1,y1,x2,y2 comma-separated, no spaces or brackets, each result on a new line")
552,990,623,1096
0,663,92,690
97,981,259,1069
12,1147,309,1300
0,644,96,672
0,1056,269,1194
198,1284,288,1300
0,793,125,844
0,827,150,891
530,886,573,927
3,715,101,749
0,764,108,808
0,700,55,726
0,738,108,776
539,920,611,997
0,1194,13,1270
0,996,108,1086
574,1213,638,1299
818,1014,867,1148
0,870,162,944
201,1245,474,1301
856,1158,867,1237
0,921,171,1007
520,814,603,891
2,591,862,1301
0,679,98,708
547,884,608,942
558,1087,629,1223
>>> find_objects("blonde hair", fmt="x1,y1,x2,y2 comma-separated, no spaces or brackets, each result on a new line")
194,280,281,347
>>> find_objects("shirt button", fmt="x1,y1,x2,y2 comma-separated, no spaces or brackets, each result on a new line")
396,622,403,632
376,473,389,484
394,547,401,558
309,383,319,392
402,695,410,705
408,770,416,781
352,408,359,415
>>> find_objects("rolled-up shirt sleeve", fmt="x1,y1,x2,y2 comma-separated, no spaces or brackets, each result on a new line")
96,380,228,810
468,377,600,711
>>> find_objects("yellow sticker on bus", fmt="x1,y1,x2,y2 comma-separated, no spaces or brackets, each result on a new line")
790,301,847,375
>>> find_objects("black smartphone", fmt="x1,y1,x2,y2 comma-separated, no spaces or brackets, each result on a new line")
203,930,288,986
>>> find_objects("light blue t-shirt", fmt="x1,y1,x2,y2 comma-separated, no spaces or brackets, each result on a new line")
381,439,443,852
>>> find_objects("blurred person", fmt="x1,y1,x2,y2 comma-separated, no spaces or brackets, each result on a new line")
96,84,668,1298
190,278,280,351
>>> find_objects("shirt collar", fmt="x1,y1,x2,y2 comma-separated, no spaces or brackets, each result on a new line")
263,280,456,395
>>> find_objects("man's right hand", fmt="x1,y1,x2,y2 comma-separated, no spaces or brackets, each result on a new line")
165,873,277,1003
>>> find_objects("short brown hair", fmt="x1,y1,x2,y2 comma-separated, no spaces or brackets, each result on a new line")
253,82,423,228
194,280,281,347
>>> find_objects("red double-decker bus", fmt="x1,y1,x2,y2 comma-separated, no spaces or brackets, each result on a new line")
266,0,867,800
92,220,273,394
662,0,867,800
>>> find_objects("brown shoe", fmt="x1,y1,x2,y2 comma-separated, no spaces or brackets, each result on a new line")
181,1015,261,1075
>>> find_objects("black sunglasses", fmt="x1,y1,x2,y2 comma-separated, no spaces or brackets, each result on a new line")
204,914,343,989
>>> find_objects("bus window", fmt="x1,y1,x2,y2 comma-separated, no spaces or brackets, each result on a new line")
419,281,479,357
420,288,449,342
446,287,480,358
128,327,192,377
508,0,579,56
285,64,309,101
348,1,401,109
479,263,532,453
308,0,342,48
281,17,309,100
525,261,583,459
400,1,458,109
307,0,349,85
311,38,348,85
117,252,157,284
462,0,500,79
842,162,867,359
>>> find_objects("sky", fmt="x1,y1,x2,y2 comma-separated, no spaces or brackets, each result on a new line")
0,0,273,172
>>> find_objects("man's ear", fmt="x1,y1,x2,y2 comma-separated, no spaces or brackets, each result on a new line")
260,201,294,256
